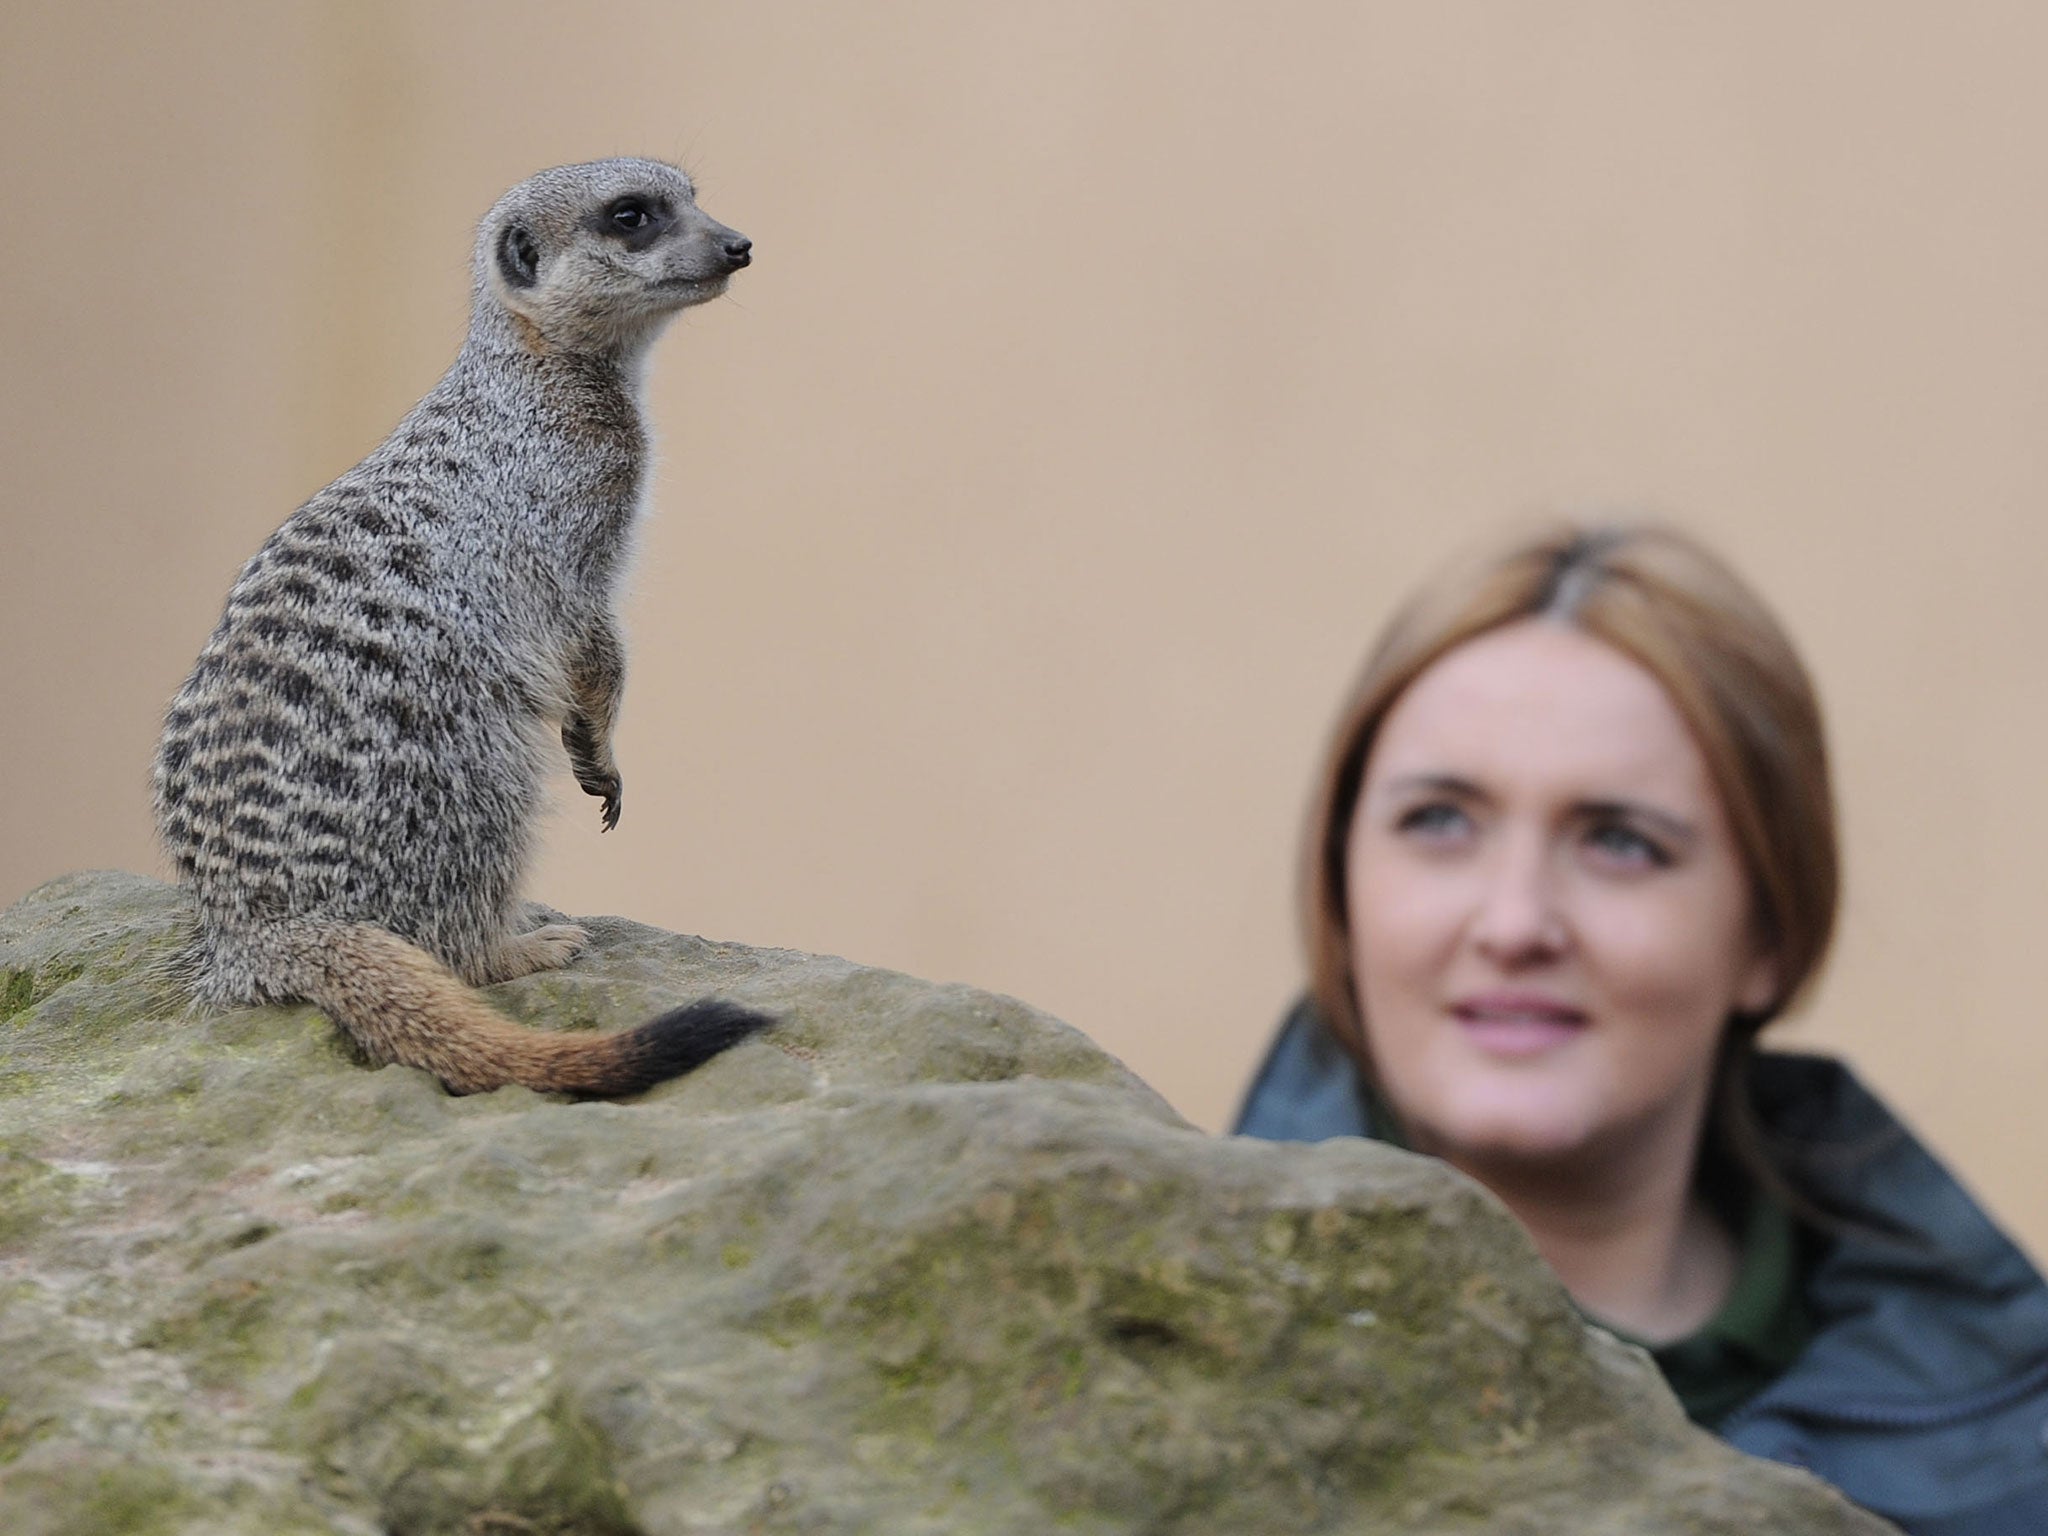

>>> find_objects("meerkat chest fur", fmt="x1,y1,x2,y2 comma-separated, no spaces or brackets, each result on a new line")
408,341,653,698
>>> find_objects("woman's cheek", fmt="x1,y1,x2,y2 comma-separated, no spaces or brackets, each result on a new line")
1587,881,1746,1014
1580,904,1738,1082
1358,851,1468,955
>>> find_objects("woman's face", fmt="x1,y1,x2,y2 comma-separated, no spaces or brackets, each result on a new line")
1345,619,1776,1180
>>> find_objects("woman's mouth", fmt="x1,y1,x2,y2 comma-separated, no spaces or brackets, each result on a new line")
1450,993,1589,1057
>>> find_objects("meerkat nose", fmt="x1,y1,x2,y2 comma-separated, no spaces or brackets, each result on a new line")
722,237,752,270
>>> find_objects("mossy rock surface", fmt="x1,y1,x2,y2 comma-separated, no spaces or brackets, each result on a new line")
0,871,1893,1534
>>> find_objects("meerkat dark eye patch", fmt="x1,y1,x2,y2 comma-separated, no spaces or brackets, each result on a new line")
593,194,673,251
497,224,540,289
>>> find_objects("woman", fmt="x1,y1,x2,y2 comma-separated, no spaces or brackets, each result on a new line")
1236,524,2048,1534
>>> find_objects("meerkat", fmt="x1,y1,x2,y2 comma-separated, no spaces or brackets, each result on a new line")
151,157,767,1097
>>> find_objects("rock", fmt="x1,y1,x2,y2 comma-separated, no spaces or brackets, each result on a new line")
0,870,1893,1535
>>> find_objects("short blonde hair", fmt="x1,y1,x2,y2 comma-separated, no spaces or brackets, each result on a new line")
1305,524,1838,1168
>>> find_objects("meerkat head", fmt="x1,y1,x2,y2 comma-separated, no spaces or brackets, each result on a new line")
474,157,752,357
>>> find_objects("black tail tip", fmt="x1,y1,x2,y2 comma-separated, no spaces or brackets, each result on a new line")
617,996,775,1093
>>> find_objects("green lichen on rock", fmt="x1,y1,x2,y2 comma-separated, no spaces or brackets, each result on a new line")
0,871,1894,1535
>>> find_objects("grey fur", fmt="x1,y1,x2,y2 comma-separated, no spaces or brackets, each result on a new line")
151,158,760,1095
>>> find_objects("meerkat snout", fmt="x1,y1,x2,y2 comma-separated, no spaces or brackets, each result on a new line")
722,236,753,269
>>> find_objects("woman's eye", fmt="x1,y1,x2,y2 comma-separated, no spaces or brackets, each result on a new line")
1584,821,1671,869
1395,802,1470,839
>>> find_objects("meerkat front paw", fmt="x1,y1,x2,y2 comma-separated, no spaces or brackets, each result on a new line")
576,768,623,832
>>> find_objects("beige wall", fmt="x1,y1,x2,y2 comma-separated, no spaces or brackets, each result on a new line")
5,3,2044,1256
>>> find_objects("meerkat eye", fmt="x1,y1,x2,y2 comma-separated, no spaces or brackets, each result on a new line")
609,199,652,232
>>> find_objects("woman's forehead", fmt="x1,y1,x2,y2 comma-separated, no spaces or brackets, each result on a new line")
1368,621,1719,808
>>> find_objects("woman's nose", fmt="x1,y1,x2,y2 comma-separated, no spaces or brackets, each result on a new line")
1470,844,1568,962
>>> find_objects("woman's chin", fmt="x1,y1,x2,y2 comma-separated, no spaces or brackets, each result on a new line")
1407,1083,1607,1168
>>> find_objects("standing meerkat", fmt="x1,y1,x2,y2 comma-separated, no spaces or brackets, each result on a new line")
152,157,768,1096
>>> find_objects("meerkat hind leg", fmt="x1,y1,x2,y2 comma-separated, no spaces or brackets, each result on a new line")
469,922,592,985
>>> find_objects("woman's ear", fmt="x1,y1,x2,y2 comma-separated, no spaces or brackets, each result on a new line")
1735,946,1781,1016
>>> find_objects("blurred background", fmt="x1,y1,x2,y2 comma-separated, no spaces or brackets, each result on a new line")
3,3,2043,1256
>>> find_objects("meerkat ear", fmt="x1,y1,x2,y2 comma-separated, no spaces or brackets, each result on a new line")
497,223,540,289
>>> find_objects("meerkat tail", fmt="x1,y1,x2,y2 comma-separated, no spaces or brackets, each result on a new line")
254,920,770,1097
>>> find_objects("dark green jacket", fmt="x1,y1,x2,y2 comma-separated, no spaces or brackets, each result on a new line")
1235,1002,2048,1535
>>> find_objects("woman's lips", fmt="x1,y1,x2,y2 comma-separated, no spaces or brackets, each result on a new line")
1450,993,1589,1057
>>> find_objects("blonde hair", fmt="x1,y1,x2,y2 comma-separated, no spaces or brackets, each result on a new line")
1305,524,1838,1183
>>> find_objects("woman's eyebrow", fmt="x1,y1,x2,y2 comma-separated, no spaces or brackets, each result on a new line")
1376,772,1486,800
1575,798,1700,846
